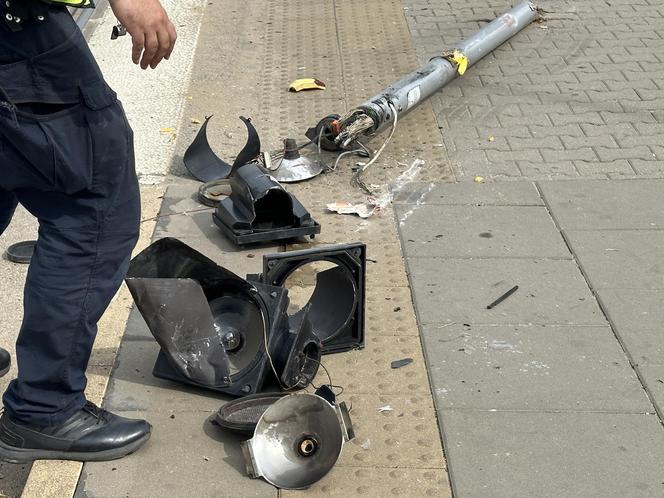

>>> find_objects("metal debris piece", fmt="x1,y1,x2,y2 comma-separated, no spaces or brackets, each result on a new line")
391,358,413,369
241,393,354,489
487,285,519,310
110,22,126,40
272,138,324,183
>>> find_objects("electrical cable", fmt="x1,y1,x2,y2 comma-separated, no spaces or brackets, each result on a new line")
351,102,399,194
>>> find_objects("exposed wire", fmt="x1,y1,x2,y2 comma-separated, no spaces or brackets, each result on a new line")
261,314,344,396
352,101,399,194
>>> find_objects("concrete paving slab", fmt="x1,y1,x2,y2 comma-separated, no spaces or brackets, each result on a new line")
441,411,664,498
408,258,606,326
539,179,664,230
76,411,275,498
598,289,664,366
421,324,650,412
565,230,664,290
397,205,570,259
393,181,543,206
634,364,664,416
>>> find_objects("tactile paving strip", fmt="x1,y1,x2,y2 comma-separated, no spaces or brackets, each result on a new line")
273,0,453,495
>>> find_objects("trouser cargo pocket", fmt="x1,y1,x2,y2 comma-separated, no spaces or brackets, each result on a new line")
0,82,121,195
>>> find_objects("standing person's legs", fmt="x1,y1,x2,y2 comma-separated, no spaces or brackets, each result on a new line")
0,6,150,462
0,188,18,378
0,188,17,235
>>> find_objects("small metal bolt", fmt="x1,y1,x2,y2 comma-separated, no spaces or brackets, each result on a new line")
5,13,12,21
37,15,44,21
13,16,19,22
241,384,251,393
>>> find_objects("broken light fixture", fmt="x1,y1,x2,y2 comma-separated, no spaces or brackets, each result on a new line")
270,138,324,183
213,161,321,245
126,238,322,397
241,393,354,489
257,243,366,354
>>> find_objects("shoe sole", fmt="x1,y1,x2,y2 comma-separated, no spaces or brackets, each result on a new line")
0,365,9,378
0,432,151,464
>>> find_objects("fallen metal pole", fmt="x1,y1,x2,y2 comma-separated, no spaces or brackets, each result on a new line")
326,1,539,148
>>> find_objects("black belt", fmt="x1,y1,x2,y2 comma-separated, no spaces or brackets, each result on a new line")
2,0,51,32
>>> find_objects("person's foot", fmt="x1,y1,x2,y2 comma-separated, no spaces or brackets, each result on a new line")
0,401,151,463
0,347,10,378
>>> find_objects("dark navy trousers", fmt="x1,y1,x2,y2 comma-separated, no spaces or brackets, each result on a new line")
0,6,140,427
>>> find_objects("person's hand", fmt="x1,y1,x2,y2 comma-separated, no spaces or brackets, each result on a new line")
108,0,177,69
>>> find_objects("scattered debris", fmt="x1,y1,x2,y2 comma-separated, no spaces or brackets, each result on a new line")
289,78,326,92
360,439,371,450
474,176,485,183
486,285,519,310
190,118,202,124
391,358,414,369
327,201,376,219
378,405,394,413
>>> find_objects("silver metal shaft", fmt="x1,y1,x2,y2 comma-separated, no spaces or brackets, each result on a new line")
354,1,539,136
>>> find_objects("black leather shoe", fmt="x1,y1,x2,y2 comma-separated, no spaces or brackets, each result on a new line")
0,348,10,378
0,401,151,463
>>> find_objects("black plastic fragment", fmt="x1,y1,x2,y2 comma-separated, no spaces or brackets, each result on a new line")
260,243,366,354
314,385,336,406
215,393,288,435
391,358,413,369
184,116,261,182
5,240,36,264
213,162,321,245
486,285,519,310
126,238,322,397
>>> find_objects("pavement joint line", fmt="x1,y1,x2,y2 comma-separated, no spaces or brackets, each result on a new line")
395,209,459,498
440,408,658,415
405,255,575,261
535,181,664,426
562,228,664,232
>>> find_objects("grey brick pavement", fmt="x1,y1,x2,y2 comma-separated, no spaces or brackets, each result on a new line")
398,180,664,497
402,0,664,180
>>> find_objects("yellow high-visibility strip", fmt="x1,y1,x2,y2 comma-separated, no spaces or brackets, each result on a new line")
47,0,95,8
